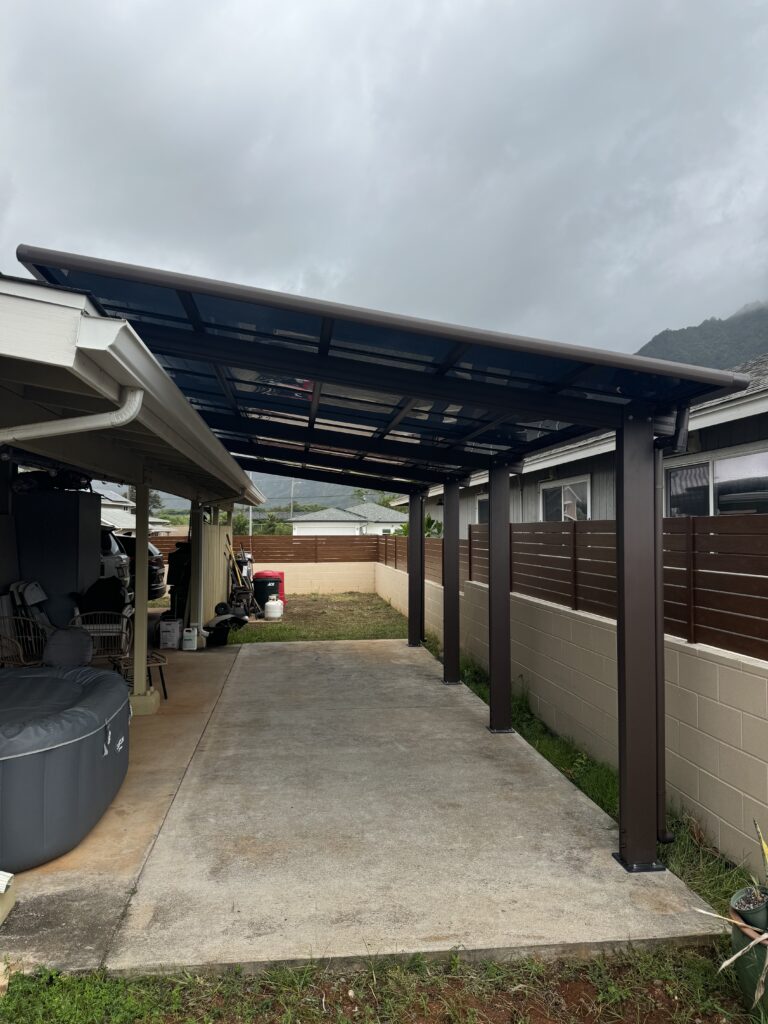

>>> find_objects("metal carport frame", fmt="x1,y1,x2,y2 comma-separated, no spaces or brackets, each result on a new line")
17,244,749,871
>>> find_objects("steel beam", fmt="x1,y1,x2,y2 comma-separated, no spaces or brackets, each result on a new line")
231,439,455,485
408,493,425,647
202,411,493,470
488,464,513,732
442,480,461,683
615,413,664,871
143,326,626,428
235,456,417,495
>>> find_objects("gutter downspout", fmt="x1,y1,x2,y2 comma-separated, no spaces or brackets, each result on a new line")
0,387,144,445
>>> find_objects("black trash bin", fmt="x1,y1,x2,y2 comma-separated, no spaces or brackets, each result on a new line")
253,574,281,607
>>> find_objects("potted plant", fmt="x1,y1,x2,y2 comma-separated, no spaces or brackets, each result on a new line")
727,821,768,1011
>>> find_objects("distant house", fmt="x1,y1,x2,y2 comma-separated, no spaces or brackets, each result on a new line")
92,482,171,536
290,502,408,537
392,354,768,533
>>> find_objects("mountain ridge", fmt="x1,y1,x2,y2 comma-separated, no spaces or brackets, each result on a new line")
636,301,768,369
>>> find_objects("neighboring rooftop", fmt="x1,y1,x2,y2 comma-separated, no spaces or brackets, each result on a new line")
289,506,367,523
92,482,135,506
345,502,408,522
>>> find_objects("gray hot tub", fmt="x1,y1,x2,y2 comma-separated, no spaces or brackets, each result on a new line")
0,666,130,873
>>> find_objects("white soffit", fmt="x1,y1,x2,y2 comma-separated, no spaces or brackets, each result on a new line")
0,279,263,505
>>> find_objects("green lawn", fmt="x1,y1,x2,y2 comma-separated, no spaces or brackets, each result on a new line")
1,948,751,1023
230,592,408,644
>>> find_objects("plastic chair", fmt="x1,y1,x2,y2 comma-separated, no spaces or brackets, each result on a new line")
68,611,133,660
0,616,52,666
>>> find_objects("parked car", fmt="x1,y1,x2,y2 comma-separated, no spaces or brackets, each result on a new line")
100,528,132,595
118,536,167,601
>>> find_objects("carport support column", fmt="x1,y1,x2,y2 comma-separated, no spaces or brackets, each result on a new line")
130,483,159,716
442,480,461,683
615,413,664,871
189,501,205,631
488,464,513,732
407,492,425,647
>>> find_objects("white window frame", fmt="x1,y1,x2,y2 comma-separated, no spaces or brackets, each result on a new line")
539,475,591,522
664,441,768,516
475,494,489,524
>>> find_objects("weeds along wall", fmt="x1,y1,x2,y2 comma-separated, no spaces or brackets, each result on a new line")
373,561,768,878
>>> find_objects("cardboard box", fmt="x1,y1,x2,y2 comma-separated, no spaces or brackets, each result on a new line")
158,618,183,650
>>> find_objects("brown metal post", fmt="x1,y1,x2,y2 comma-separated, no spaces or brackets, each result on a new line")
655,446,673,844
408,492,425,647
615,413,664,871
488,464,514,732
443,480,461,684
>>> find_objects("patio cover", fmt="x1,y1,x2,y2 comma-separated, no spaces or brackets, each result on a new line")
17,245,751,872
17,245,748,492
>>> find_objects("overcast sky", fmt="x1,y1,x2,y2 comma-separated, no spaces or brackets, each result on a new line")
2,1,767,352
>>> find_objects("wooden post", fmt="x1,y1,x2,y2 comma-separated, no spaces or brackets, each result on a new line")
570,521,578,610
130,483,159,716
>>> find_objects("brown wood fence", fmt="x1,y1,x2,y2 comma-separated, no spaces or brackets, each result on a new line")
153,534,382,563
464,516,768,662
380,535,409,571
155,517,768,661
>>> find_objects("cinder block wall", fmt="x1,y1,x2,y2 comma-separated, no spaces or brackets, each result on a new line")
373,566,768,876
374,562,444,639
251,561,376,595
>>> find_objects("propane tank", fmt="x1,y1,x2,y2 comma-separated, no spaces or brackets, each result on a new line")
264,595,284,620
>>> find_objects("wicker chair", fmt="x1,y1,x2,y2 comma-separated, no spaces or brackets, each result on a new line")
68,611,133,660
0,616,52,666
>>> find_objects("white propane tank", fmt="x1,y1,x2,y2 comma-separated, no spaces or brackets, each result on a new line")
182,627,197,651
264,595,284,621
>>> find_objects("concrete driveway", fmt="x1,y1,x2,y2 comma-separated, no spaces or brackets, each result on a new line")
3,640,717,973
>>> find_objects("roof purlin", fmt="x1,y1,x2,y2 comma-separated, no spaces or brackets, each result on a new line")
140,326,633,431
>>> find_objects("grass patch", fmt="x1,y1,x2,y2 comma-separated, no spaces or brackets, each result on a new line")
447,652,752,917
2,948,752,1023
230,592,408,644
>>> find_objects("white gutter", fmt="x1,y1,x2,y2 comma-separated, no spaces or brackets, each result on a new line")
0,386,143,445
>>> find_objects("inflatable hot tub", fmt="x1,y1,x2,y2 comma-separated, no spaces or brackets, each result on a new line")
0,666,130,873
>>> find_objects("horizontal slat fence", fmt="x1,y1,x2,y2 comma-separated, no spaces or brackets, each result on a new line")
153,534,382,563
425,538,443,585
155,516,768,661
503,516,768,662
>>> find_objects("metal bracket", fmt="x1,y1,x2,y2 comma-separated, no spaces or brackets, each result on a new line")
612,852,666,873
654,406,689,455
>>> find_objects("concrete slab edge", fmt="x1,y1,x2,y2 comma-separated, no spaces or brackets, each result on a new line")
102,930,726,979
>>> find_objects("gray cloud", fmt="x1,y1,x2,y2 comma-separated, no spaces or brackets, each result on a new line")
2,0,767,352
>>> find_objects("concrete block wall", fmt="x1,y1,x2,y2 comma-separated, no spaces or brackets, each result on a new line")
372,565,768,876
251,561,375,595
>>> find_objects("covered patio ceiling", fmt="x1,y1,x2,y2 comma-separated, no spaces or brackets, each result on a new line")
17,245,748,494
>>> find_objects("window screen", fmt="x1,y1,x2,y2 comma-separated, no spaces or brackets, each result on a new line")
666,464,710,517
